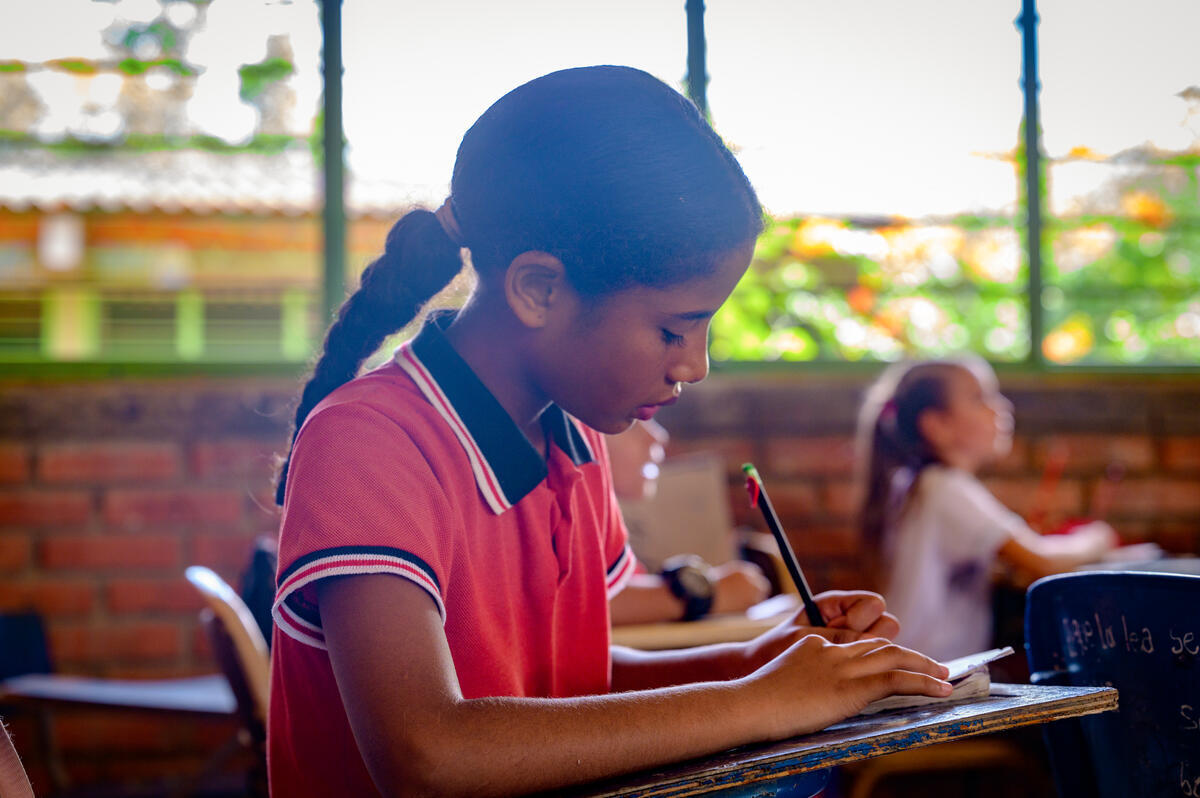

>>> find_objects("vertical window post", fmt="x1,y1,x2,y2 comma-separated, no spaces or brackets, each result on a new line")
320,0,346,328
1018,0,1045,366
685,0,708,118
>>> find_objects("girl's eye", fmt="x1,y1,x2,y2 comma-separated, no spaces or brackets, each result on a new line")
661,328,686,347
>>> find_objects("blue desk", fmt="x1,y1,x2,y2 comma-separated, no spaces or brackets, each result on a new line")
564,683,1116,797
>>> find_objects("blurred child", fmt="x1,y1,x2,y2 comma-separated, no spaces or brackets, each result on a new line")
606,420,770,625
857,356,1117,662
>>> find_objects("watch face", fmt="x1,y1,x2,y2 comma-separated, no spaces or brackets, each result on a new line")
677,565,714,599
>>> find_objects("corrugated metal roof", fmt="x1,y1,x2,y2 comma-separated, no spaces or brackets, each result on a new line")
0,145,427,217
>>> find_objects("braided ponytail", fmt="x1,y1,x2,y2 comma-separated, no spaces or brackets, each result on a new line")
274,209,463,505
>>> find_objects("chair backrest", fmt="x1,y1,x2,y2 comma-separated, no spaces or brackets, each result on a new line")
185,566,270,724
0,613,52,681
1025,571,1200,798
238,536,278,649
0,717,34,798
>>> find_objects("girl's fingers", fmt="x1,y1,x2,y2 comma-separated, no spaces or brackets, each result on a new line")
863,670,955,700
862,612,900,640
858,644,950,679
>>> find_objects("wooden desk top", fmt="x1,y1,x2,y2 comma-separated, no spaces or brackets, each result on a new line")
564,683,1117,797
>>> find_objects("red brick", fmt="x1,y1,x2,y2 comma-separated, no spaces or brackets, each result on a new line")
41,533,182,571
54,712,202,754
189,437,278,481
0,489,92,526
102,488,244,528
820,480,860,518
105,577,204,613
188,531,261,573
49,620,183,664
983,477,1084,519
764,436,855,478
38,441,181,484
0,531,31,570
0,442,30,483
1104,477,1200,516
0,578,95,615
1163,437,1200,471
1032,434,1154,472
786,525,859,558
663,436,756,470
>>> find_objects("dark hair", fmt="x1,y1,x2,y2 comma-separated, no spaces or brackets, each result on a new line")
275,65,763,505
855,357,986,566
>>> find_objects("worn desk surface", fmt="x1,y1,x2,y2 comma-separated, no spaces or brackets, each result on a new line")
563,683,1117,797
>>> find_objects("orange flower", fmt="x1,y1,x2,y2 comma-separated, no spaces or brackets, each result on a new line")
1121,191,1172,228
847,284,875,315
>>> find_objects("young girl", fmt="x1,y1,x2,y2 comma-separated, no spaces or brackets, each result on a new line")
270,66,950,797
857,356,1117,663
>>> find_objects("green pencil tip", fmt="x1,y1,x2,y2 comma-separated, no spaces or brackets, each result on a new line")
741,463,758,477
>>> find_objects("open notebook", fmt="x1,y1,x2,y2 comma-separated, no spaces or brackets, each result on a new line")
857,646,1014,716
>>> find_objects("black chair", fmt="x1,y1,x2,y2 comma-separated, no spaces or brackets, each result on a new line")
1025,570,1200,798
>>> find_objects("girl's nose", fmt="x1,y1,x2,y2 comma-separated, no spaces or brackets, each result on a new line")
667,335,710,385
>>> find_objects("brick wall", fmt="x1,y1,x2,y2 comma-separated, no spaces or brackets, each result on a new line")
1,371,1198,788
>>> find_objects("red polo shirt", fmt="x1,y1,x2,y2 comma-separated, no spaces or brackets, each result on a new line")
267,311,635,797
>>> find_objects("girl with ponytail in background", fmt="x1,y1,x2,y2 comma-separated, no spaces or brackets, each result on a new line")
269,66,951,797
857,356,1117,663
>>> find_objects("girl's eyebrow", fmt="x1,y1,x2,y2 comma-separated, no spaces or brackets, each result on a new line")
671,309,716,322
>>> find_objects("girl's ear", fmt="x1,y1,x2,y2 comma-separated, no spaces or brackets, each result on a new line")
504,251,568,329
916,407,948,459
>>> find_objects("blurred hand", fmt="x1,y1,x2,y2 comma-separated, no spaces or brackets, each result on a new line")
710,561,770,615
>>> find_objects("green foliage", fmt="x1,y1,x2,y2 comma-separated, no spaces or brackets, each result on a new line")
0,131,300,155
0,61,26,72
711,214,1029,364
48,58,97,74
116,57,196,76
238,57,294,101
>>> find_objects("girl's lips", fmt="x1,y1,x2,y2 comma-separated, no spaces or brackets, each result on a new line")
634,405,659,421
634,395,678,420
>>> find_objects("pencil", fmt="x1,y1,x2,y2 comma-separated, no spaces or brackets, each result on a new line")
742,463,825,627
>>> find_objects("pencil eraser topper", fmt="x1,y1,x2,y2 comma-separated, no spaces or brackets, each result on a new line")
742,463,760,506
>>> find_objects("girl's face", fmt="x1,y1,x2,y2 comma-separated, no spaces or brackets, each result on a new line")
927,365,1014,471
533,243,752,435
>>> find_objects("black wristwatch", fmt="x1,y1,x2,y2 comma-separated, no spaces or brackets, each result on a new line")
660,555,714,621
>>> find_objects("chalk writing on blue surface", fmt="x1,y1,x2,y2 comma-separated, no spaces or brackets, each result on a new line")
1182,761,1200,796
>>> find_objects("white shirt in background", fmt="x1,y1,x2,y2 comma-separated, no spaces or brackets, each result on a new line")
884,465,1023,662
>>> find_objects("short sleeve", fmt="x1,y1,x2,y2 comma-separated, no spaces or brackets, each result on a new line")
587,429,636,599
922,467,1024,560
273,402,456,649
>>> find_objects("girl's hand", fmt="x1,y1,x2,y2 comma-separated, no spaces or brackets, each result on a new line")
710,561,771,615
746,635,952,740
747,590,901,666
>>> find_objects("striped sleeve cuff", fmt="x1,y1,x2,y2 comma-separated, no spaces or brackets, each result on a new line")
273,546,445,650
605,543,637,599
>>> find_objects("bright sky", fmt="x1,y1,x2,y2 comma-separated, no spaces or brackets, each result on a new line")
5,0,1199,218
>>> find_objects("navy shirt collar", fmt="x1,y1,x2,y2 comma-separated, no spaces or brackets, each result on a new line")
394,309,595,514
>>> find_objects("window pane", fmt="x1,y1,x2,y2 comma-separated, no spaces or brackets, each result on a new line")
704,2,1025,362
1040,0,1200,365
